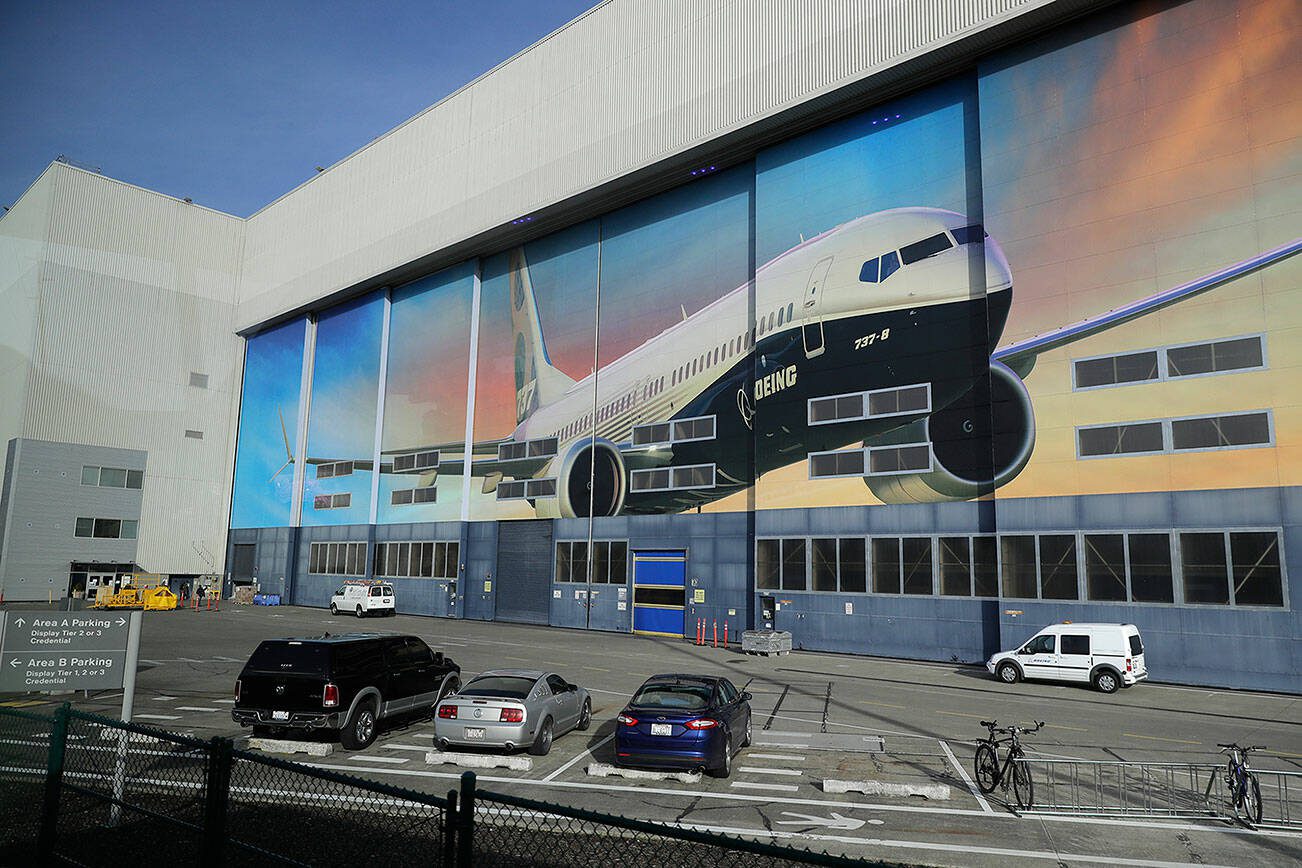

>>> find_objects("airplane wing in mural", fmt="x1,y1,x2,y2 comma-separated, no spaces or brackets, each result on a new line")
994,238,1301,378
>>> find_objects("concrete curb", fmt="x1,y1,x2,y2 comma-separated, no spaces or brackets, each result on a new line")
243,737,334,757
586,762,702,784
98,728,195,745
823,779,951,800
426,751,533,771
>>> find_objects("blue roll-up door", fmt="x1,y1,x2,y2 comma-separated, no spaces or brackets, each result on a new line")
494,520,552,625
632,550,686,637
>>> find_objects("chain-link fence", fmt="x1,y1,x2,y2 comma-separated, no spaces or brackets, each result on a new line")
5,705,877,867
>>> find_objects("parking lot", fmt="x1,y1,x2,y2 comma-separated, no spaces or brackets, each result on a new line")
8,603,1301,867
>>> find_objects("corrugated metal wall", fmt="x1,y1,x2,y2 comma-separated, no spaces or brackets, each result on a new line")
0,166,54,449
15,163,245,576
237,0,1052,330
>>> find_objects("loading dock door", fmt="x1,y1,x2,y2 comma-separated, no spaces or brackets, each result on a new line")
632,550,686,637
494,520,553,625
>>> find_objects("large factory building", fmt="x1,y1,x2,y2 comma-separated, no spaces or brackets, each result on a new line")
2,0,1298,691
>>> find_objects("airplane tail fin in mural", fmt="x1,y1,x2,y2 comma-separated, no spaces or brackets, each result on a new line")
508,246,576,424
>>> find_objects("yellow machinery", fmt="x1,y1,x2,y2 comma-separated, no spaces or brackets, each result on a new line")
143,586,177,611
91,574,176,610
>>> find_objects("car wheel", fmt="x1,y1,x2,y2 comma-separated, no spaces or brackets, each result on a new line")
741,714,752,748
529,717,554,756
340,699,379,751
355,605,364,618
329,603,338,616
1093,670,1119,694
708,735,733,778
997,662,1021,685
576,698,592,731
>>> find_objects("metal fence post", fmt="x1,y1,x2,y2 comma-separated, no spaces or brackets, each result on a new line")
456,771,476,868
37,703,71,865
200,736,234,868
443,789,458,868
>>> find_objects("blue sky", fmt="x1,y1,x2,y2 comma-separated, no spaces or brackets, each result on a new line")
0,0,596,216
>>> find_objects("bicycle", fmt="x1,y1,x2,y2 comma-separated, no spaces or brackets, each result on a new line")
1218,742,1264,824
973,719,1044,809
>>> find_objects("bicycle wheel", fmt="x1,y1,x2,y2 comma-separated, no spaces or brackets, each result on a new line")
1242,774,1263,824
973,744,1000,794
1012,758,1034,809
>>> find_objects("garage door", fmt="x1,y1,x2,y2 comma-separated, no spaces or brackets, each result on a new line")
632,550,686,637
494,520,553,625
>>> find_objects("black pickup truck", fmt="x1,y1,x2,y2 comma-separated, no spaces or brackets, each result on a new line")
232,633,460,749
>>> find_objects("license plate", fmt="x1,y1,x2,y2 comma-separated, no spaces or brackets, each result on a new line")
464,727,485,739
271,710,289,721
650,723,672,736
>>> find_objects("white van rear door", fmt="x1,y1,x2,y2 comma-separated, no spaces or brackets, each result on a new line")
1127,632,1146,675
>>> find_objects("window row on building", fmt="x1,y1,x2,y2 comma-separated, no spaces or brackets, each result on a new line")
757,529,1284,607
497,478,557,500
74,517,138,540
630,463,716,492
809,442,931,479
81,465,144,490
632,415,716,447
316,461,354,479
1073,335,1265,390
392,450,440,472
313,493,352,510
1077,410,1272,458
309,541,368,576
498,438,558,462
374,541,459,579
555,541,629,584
391,486,436,505
808,383,930,426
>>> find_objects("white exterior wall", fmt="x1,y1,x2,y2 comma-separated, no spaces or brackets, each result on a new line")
237,0,1059,330
0,167,53,450
1,162,245,576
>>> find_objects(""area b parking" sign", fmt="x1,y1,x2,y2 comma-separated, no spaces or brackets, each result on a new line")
0,610,141,692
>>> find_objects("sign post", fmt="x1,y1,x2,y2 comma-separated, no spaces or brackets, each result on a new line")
0,609,143,825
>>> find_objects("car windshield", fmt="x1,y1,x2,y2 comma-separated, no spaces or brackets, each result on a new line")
245,641,328,675
461,676,536,699
631,683,712,710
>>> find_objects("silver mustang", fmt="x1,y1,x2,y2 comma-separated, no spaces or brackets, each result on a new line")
433,669,592,756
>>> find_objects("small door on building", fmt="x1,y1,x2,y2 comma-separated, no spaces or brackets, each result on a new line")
632,550,687,638
802,256,833,358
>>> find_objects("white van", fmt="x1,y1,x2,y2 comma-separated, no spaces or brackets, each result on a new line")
987,622,1146,694
329,582,396,617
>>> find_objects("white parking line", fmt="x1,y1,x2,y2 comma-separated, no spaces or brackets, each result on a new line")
347,755,407,764
134,714,181,721
175,707,221,713
748,753,806,761
381,743,434,752
543,733,614,782
152,696,178,702
214,656,242,662
939,739,992,814
177,658,204,663
730,781,800,793
213,699,236,705
739,767,803,776
757,742,809,749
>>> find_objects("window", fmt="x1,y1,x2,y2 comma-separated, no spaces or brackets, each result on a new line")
868,384,929,417
939,537,971,596
1128,533,1173,602
81,466,99,485
1171,412,1271,451
93,519,122,539
873,538,901,594
526,478,557,498
313,493,351,510
629,469,670,492
1229,532,1283,606
902,538,933,595
777,307,785,326
1181,533,1228,604
309,542,368,577
781,539,806,591
374,541,457,579
671,416,715,442
121,520,137,540
1039,535,1078,600
839,538,867,592
316,461,354,479
672,465,714,489
82,465,143,489
1167,336,1264,377
811,538,837,592
1060,635,1090,656
951,224,986,245
189,372,209,388
556,541,627,584
899,232,954,265
184,429,204,440
392,487,437,505
757,539,780,590
868,444,931,474
393,450,440,472
809,449,866,479
1074,351,1160,389
1024,635,1055,654
1084,534,1127,601
1078,422,1165,457
75,517,94,538
879,251,900,281
1000,536,1037,598
809,393,865,425
127,470,143,489
631,464,714,492
859,258,879,282
973,536,998,597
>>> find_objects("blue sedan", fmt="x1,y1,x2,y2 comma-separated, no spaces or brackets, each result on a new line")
614,674,752,778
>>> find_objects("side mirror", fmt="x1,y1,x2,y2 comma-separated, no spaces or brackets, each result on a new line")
1018,647,1031,656
741,691,752,702
567,683,578,692
434,651,444,664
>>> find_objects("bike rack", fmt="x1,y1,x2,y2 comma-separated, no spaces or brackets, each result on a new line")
1011,759,1225,819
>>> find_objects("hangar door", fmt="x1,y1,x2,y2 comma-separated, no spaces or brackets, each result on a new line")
494,520,553,625
632,550,686,637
